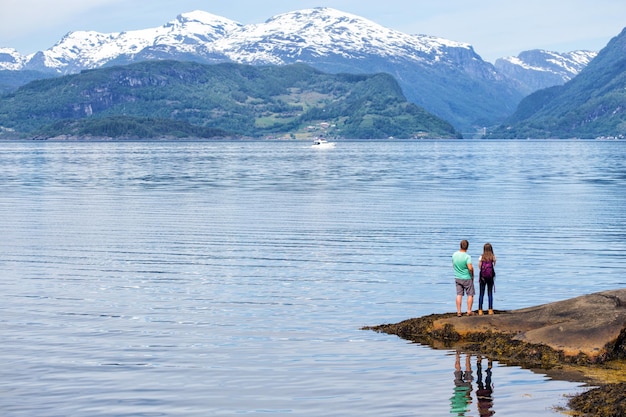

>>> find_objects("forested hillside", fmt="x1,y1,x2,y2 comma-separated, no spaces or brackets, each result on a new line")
0,61,460,139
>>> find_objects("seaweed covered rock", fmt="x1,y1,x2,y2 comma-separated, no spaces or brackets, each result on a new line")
437,289,626,361
568,382,626,417
364,289,626,417
367,289,626,364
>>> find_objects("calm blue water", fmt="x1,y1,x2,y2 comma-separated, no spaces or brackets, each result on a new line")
1,140,625,416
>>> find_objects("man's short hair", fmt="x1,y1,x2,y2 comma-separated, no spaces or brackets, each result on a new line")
460,240,469,250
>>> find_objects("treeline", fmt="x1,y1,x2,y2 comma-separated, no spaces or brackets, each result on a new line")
36,116,230,139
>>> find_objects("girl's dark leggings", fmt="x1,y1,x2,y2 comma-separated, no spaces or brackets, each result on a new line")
478,280,494,310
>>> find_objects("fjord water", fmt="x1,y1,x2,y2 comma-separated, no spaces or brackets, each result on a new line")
1,140,625,416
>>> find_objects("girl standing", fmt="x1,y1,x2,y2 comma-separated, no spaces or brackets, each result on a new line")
478,243,496,315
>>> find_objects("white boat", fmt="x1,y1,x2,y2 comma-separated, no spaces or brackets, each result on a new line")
311,138,336,149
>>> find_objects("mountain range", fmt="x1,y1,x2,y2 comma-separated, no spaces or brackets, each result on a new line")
495,49,597,96
0,8,598,132
489,27,626,139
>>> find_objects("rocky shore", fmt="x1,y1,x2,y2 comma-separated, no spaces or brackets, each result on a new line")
364,289,626,416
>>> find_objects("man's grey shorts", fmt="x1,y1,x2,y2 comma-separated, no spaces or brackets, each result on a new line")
455,278,475,296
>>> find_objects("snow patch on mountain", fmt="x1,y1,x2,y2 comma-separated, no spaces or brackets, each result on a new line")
498,50,596,76
494,49,597,94
42,31,121,70
22,11,243,72
0,47,29,70
499,50,597,78
213,8,473,65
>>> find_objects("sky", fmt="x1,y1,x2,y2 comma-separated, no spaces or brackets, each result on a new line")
1,0,625,63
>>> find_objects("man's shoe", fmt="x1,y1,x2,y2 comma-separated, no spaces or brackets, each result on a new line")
488,309,494,315
478,309,483,315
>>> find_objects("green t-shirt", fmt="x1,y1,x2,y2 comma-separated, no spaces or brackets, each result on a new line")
452,251,472,280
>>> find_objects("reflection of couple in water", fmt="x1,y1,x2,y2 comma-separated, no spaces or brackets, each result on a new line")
476,355,494,416
450,351,494,416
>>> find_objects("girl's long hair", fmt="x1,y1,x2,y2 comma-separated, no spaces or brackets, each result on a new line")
481,243,495,262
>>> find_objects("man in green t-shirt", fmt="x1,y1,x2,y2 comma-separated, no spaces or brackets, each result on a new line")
452,240,475,316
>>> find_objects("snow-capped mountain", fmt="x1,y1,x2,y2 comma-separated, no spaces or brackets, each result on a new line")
0,47,29,70
490,28,626,139
10,8,480,74
0,7,598,130
212,8,473,65
495,49,598,95
21,11,242,73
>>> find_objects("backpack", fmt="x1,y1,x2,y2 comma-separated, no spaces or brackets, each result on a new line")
480,259,495,281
